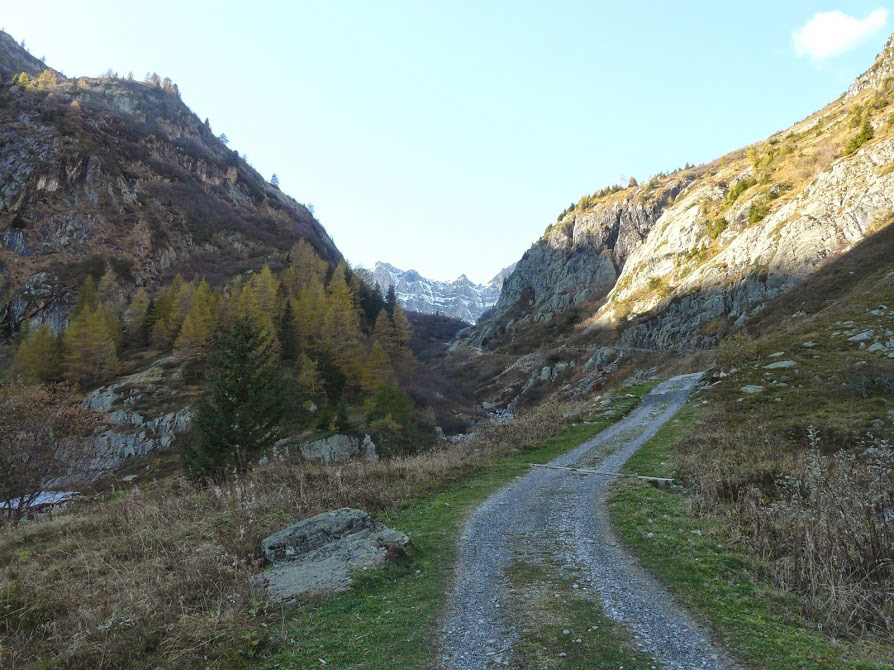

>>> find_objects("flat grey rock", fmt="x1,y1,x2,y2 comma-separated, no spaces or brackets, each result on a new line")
848,330,874,342
253,508,410,602
740,385,765,394
763,360,797,369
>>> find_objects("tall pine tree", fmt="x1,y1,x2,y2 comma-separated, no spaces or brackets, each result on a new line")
384,284,397,317
182,318,285,481
12,323,62,382
277,298,298,361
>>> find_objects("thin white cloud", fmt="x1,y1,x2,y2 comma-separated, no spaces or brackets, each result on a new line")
793,8,889,62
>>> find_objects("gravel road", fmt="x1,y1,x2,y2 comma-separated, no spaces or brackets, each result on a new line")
440,373,739,669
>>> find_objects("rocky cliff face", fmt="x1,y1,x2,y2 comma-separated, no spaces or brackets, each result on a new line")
466,32,894,355
0,32,341,335
361,261,514,323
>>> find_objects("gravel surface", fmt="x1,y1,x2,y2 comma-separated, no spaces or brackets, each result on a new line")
441,373,740,669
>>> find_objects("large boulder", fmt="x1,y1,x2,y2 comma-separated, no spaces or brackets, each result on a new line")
283,433,378,463
252,508,410,601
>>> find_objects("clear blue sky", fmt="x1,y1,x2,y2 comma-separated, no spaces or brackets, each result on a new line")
3,2,890,282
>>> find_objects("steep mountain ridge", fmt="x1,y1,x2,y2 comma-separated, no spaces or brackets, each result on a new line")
466,34,894,359
0,31,58,81
0,32,340,335
361,261,514,323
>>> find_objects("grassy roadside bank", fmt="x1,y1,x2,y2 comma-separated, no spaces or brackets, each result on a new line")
607,402,894,670
257,385,657,669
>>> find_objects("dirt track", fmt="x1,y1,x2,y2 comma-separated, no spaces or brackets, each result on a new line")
440,373,739,669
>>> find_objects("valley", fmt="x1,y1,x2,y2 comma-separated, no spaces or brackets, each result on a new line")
1,13,893,670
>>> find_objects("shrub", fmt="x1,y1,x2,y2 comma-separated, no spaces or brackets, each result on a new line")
844,121,874,155
715,332,761,369
748,202,769,224
706,218,727,239
726,177,756,203
746,431,893,631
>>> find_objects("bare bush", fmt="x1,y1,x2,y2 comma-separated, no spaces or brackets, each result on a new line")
0,383,104,525
683,423,894,635
759,430,894,632
715,332,762,370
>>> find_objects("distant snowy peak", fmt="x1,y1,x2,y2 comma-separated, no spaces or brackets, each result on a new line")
361,262,516,324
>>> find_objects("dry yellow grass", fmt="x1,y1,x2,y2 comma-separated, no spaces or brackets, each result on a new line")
0,400,585,669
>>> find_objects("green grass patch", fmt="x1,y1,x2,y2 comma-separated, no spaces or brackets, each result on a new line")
257,386,656,669
608,403,894,670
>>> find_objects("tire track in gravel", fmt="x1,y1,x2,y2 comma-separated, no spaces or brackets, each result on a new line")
440,373,740,669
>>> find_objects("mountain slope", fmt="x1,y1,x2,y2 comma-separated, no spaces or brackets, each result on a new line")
0,31,58,81
466,34,894,359
361,261,514,323
0,32,341,335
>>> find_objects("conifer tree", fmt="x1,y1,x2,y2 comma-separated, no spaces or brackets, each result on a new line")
323,264,366,386
233,274,275,335
71,276,99,317
287,240,329,290
358,279,386,324
374,309,397,353
277,298,298,361
171,276,195,328
296,352,323,396
333,395,351,431
254,266,279,316
363,340,391,392
294,275,326,345
125,288,150,343
150,276,191,346
97,266,125,317
182,318,285,481
12,323,62,382
150,291,175,345
367,379,415,428
63,305,120,386
36,69,56,90
391,304,413,352
384,284,397,317
175,281,217,360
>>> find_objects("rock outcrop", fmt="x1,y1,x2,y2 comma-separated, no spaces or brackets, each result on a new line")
83,356,193,474
252,508,411,601
848,33,894,97
276,433,379,464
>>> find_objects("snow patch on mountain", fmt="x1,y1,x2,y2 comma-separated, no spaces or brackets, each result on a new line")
361,262,515,324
